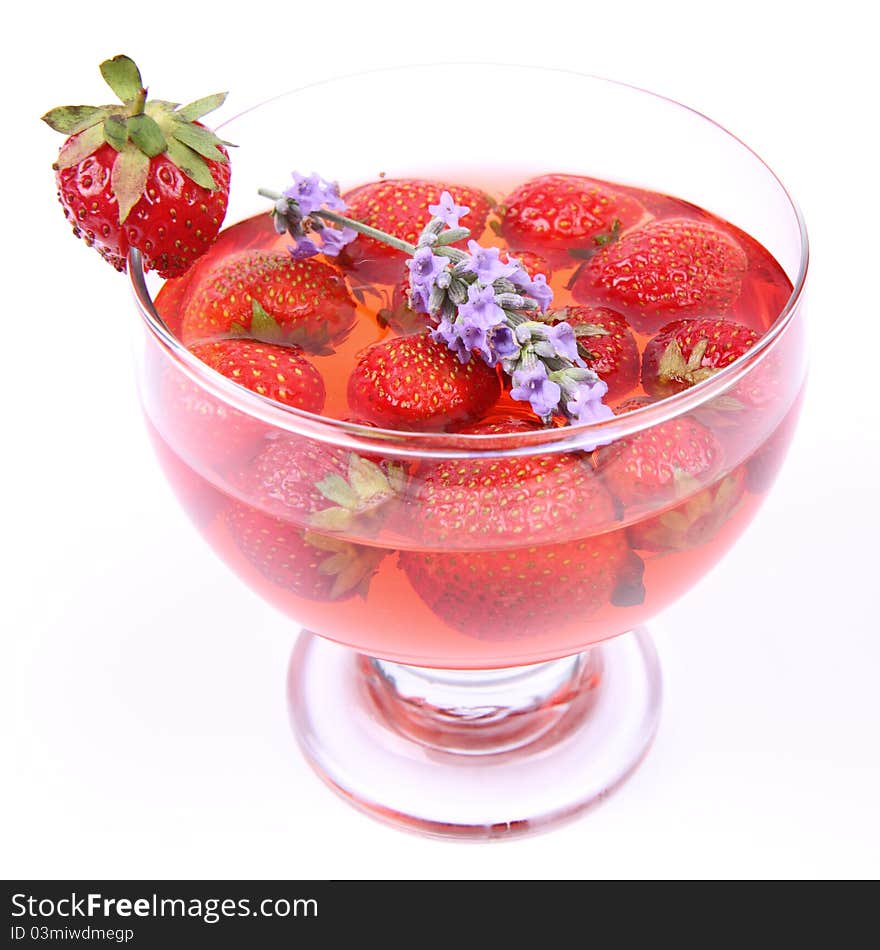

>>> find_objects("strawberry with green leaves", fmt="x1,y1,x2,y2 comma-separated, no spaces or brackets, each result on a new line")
43,55,231,277
641,318,760,398
596,416,723,510
347,332,501,431
340,178,492,282
180,249,356,353
225,434,406,600
627,468,746,553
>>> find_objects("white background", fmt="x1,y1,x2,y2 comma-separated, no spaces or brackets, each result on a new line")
3,0,878,879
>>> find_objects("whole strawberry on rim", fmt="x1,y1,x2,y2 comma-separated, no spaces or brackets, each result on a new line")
43,54,231,278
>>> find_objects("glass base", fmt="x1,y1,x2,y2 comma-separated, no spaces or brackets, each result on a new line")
287,629,661,840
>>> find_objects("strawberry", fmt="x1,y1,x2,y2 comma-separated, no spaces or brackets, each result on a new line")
224,434,401,600
641,318,760,398
557,306,639,402
226,506,386,601
347,332,501,431
188,339,325,412
232,433,407,532
627,467,746,553
575,217,748,331
43,55,231,278
399,416,640,637
179,249,356,352
340,179,492,282
499,174,647,262
596,416,722,509
154,213,290,338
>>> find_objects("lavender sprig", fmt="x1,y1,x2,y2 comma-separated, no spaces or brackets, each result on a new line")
260,179,613,439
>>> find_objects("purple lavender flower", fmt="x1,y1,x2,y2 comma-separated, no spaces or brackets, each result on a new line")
507,259,553,313
488,325,521,364
431,317,471,363
510,362,562,420
408,246,448,304
463,241,519,286
288,236,321,260
284,172,345,216
428,190,470,228
565,379,614,427
459,282,505,329
319,226,357,256
544,322,581,363
526,272,553,312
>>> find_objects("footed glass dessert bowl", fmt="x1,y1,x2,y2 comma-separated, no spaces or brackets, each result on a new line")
130,66,807,838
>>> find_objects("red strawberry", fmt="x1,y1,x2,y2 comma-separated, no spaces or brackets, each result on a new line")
500,174,648,262
641,318,760,398
226,506,386,601
341,179,492,282
347,332,501,431
44,55,231,278
627,467,746,552
557,306,639,402
409,417,618,546
597,416,722,509
576,217,748,331
399,416,639,637
224,434,401,600
188,339,325,412
180,249,356,352
232,433,407,532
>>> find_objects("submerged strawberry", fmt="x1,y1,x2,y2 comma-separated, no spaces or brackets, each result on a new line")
180,249,356,352
597,416,723,509
227,506,386,601
500,174,647,262
557,306,639,402
399,417,640,637
188,339,325,412
627,467,746,553
641,318,760,398
44,55,231,278
576,217,748,330
341,178,492,281
347,332,501,431
233,433,406,532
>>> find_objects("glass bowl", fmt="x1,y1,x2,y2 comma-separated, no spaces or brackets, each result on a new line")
130,65,807,838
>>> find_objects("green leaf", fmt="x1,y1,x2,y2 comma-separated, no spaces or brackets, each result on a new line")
42,104,116,135
170,120,228,162
177,92,227,122
103,115,128,151
128,114,166,157
164,136,218,190
99,55,144,103
54,124,105,169
316,474,359,510
249,300,283,342
110,144,149,223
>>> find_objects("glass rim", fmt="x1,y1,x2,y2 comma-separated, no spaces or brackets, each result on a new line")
128,64,809,460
